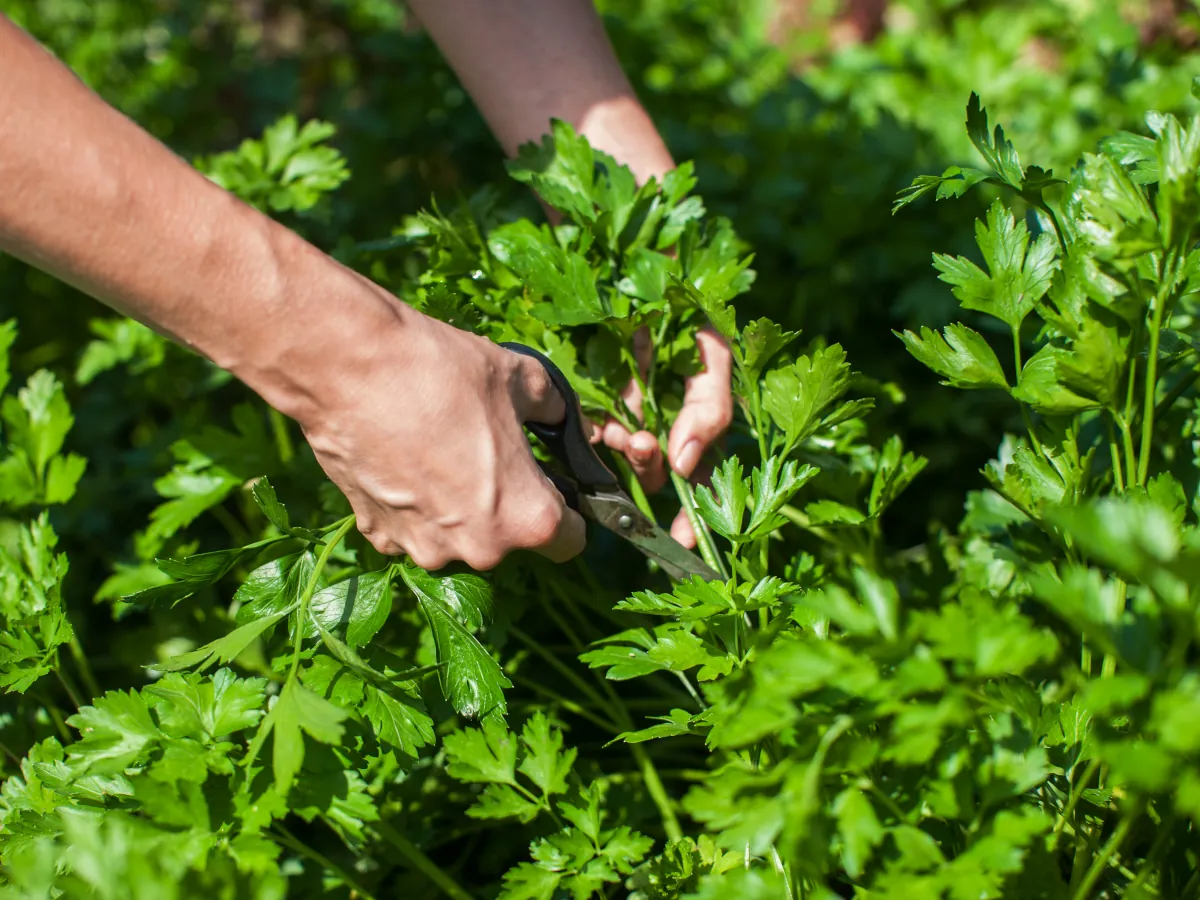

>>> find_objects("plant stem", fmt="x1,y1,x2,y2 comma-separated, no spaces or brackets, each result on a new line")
288,516,355,684
670,471,727,579
509,626,621,726
1100,579,1127,678
268,407,295,464
274,824,378,900
53,664,84,711
612,452,656,519
1136,293,1166,485
1153,366,1200,421
1125,813,1175,895
1119,417,1137,489
1053,757,1101,848
632,744,684,843
509,673,621,734
1069,807,1139,900
374,821,475,900
1106,419,1125,493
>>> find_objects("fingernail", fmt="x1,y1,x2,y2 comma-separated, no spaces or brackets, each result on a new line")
629,433,656,463
674,439,701,477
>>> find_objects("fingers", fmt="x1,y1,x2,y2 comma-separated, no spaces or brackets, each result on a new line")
511,351,566,425
669,458,712,550
670,507,697,549
356,480,587,572
667,327,733,478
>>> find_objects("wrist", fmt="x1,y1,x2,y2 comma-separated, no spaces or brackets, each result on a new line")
217,221,413,431
576,96,675,185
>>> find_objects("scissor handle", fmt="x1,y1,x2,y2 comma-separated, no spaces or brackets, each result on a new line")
501,342,621,495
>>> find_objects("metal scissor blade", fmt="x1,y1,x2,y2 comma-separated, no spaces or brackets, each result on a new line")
579,491,721,582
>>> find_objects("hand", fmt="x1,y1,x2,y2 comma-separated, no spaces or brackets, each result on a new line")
297,306,587,571
594,326,733,548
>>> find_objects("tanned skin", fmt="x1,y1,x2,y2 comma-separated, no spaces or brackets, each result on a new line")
0,1,731,568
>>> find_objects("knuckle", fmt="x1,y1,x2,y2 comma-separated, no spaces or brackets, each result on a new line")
463,547,505,572
408,547,450,571
518,499,563,549
366,532,400,556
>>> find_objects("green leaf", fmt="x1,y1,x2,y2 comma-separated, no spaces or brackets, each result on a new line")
869,436,928,517
361,685,434,756
580,629,669,681
506,118,601,224
615,577,732,620
518,712,576,798
66,689,161,774
747,457,818,537
833,786,883,880
762,344,853,449
805,500,867,527
736,318,799,379
251,478,321,541
615,708,700,744
443,718,519,785
499,863,561,900
965,92,1025,187
154,610,288,673
235,551,317,624
693,458,747,539
489,221,611,325
267,679,349,795
469,784,543,823
146,668,266,740
308,569,394,647
933,201,1058,330
898,323,1009,390
401,562,510,720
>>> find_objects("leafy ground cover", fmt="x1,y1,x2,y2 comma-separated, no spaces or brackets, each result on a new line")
2,1,1200,897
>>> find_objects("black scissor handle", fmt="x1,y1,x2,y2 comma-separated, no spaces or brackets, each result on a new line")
501,342,620,494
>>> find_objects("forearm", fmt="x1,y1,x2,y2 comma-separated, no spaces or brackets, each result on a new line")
0,16,403,423
407,0,674,184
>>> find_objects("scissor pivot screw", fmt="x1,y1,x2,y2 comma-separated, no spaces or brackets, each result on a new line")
617,515,633,531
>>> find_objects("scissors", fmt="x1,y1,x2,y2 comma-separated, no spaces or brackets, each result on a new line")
502,342,720,583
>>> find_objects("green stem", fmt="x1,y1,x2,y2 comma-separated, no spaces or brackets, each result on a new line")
268,407,295,464
40,695,72,743
509,626,621,729
1012,325,1046,459
670,471,727,579
632,744,684,843
1036,201,1070,255
1100,579,1127,678
288,516,355,684
66,633,101,700
1053,757,1101,848
1125,813,1175,895
771,846,795,900
53,663,84,711
509,673,621,734
1069,807,1139,900
210,503,250,546
612,453,656,519
1119,417,1137,490
374,820,475,900
1154,366,1200,421
1137,294,1166,486
1106,419,1125,494
537,583,690,842
274,824,378,900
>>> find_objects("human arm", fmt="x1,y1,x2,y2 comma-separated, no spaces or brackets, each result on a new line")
0,14,584,569
408,0,734,546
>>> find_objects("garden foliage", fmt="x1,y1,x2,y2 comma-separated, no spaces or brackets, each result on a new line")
1,1,1200,898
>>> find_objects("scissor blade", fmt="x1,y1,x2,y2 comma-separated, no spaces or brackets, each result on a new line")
579,491,721,582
